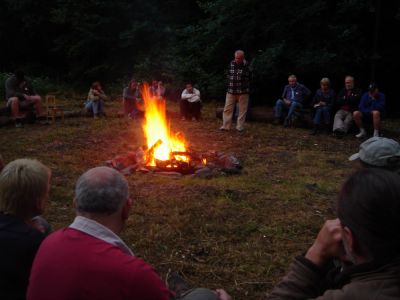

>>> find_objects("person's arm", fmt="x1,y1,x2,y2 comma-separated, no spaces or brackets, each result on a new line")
267,219,344,300
181,89,193,100
358,93,370,113
97,90,108,101
88,89,99,101
372,93,385,112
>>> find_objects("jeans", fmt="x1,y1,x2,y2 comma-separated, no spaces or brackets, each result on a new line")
313,106,330,125
85,100,104,115
275,99,302,119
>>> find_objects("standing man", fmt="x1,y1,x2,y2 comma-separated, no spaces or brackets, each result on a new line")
274,74,311,127
220,50,251,132
332,75,362,137
353,83,385,138
5,70,45,127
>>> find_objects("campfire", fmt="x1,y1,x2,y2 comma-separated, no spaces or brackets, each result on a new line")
106,82,241,178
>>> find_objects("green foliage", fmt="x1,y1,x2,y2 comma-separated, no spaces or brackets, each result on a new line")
0,0,399,109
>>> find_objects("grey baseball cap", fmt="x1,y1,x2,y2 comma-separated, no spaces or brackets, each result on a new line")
349,137,400,166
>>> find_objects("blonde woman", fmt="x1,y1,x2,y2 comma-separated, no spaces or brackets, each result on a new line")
0,158,51,300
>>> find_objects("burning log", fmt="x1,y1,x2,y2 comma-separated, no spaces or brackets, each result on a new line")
145,139,163,165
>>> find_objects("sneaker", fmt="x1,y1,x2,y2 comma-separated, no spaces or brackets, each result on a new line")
166,272,190,298
15,122,23,128
355,130,366,139
333,129,345,138
236,128,244,132
219,126,229,131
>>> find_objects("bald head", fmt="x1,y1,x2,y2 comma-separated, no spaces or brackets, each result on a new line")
75,167,129,215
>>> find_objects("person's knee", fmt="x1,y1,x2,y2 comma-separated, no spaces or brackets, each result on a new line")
353,111,361,118
372,110,380,118
276,99,283,106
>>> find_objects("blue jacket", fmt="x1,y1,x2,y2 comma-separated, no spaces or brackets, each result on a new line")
281,83,311,104
359,92,385,114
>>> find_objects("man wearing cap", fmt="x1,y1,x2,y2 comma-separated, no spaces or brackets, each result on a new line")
353,83,386,138
348,137,400,173
266,168,400,299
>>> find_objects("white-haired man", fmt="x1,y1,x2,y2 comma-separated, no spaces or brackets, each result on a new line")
220,50,251,132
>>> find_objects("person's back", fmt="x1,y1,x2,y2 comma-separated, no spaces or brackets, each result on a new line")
0,159,50,300
28,224,170,300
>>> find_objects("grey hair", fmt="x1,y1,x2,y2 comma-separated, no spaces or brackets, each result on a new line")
320,77,330,85
235,50,245,57
75,167,129,215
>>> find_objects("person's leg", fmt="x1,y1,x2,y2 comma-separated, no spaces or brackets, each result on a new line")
7,97,20,119
236,94,249,131
180,100,188,120
274,99,284,119
287,101,301,119
353,110,367,138
85,100,94,116
25,95,44,116
92,100,100,117
192,101,201,120
372,110,381,137
99,99,105,116
333,109,345,133
313,108,322,125
221,93,236,130
322,107,330,125
343,111,354,134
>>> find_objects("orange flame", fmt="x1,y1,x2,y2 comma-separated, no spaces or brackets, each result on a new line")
141,83,187,166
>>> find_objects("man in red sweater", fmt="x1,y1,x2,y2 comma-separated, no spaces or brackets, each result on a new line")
28,166,229,300
27,166,172,300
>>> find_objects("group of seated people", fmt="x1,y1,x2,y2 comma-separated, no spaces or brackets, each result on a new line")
274,74,386,138
1,135,400,299
85,78,202,121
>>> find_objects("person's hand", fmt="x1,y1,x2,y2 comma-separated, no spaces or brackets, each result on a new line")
305,218,344,266
320,101,326,106
284,99,291,106
215,289,232,300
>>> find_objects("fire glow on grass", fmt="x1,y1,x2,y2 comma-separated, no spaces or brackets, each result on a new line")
141,83,188,167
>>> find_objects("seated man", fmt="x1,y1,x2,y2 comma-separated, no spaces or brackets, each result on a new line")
266,168,400,299
349,136,400,174
353,83,385,138
28,166,228,300
180,82,201,121
332,76,362,137
5,70,45,127
274,74,311,127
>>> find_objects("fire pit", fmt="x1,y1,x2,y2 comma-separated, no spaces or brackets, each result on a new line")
106,83,242,178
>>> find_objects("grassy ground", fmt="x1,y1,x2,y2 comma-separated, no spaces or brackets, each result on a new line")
1,98,399,299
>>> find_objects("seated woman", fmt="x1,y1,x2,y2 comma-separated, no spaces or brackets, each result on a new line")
311,77,335,135
180,82,201,121
85,81,108,118
0,158,51,300
122,79,142,119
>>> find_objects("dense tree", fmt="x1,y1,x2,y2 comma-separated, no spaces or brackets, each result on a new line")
0,0,399,111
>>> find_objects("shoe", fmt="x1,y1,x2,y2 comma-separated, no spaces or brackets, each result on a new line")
15,122,23,128
236,128,244,132
333,129,345,138
219,126,229,131
355,130,366,139
167,272,190,298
